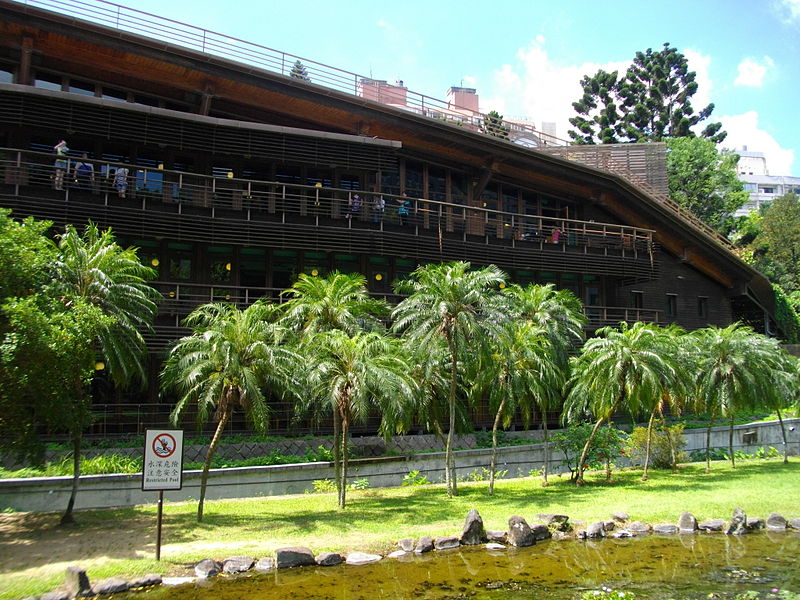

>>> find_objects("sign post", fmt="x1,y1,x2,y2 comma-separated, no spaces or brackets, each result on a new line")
142,429,183,561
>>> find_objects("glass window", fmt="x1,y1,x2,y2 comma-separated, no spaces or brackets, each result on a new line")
631,291,644,309
167,242,192,281
666,294,677,318
34,72,62,91
68,79,95,96
0,68,13,83
208,245,233,284
697,296,708,318
101,87,128,101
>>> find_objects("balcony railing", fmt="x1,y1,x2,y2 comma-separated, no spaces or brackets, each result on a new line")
1,148,656,254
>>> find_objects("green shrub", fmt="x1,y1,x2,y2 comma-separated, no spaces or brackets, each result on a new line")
625,424,687,469
306,479,337,494
349,478,369,490
473,430,524,448
401,469,430,486
552,424,627,479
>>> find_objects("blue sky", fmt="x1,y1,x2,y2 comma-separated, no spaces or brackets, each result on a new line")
95,0,800,174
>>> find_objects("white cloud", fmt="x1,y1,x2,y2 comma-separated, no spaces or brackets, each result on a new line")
734,57,774,87
683,49,713,110
720,111,795,175
774,0,800,23
461,75,477,88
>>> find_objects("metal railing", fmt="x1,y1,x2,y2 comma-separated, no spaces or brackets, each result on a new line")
1,148,656,251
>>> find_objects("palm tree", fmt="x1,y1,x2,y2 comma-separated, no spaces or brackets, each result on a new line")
475,320,559,494
161,301,298,521
690,323,794,469
281,271,388,497
392,261,507,496
563,322,680,485
54,223,159,525
303,330,414,508
506,283,586,485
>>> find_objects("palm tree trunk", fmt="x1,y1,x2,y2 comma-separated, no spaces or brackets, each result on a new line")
488,397,506,496
198,409,229,522
60,432,82,525
576,417,606,485
642,410,656,481
332,408,342,498
704,416,714,472
776,408,789,464
728,414,736,469
446,334,458,497
339,411,349,509
542,414,550,487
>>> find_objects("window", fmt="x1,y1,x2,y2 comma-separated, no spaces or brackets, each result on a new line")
666,294,677,318
34,72,62,91
761,187,775,194
697,296,708,318
631,291,644,309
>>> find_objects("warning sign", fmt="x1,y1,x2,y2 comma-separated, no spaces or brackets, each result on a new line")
143,429,184,491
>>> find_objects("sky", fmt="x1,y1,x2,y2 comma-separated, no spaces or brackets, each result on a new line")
82,0,800,175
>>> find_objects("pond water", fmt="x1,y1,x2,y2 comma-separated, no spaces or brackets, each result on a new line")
135,532,799,600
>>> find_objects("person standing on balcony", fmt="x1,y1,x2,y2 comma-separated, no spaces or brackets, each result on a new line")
53,140,69,190
372,195,385,222
74,154,94,190
114,164,130,198
397,194,410,225
347,192,362,219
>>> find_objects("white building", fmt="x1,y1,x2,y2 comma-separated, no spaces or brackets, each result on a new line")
734,147,800,216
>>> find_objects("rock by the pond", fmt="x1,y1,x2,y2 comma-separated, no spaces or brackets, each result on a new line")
726,507,748,535
486,542,506,550
585,522,605,539
222,556,254,574
398,537,415,552
316,552,343,566
65,565,91,598
507,516,535,547
653,524,679,535
461,509,487,545
486,530,507,544
747,517,764,531
789,518,800,530
40,591,70,600
698,519,726,532
387,550,406,559
415,536,434,554
129,574,162,588
276,547,316,569
346,552,382,566
194,559,221,579
536,513,570,531
254,557,276,572
627,521,651,534
530,523,551,541
602,520,616,532
434,536,460,550
766,512,787,530
678,512,698,532
91,578,130,595
612,530,633,538
612,511,629,523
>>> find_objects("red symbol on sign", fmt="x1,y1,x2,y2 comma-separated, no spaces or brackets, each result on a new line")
152,433,176,458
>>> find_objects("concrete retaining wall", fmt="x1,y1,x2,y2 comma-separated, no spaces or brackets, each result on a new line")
1,419,797,513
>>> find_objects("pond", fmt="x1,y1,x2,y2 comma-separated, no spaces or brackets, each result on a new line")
133,532,798,600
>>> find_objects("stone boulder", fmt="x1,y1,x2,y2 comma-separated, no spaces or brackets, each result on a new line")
585,522,605,539
194,559,221,579
398,537,415,552
91,578,130,595
536,513,570,531
129,574,162,588
612,511,629,523
678,512,698,532
276,547,316,569
461,509,487,545
387,550,406,558
530,523,551,541
64,566,91,598
766,513,787,531
415,536,434,554
611,530,633,539
346,552,381,566
726,507,748,535
254,557,276,572
627,521,650,534
747,517,764,531
486,530,507,544
40,591,70,600
602,520,616,532
653,524,678,535
507,516,535,547
222,556,254,574
789,518,800,530
698,519,726,532
316,552,343,566
434,536,460,550
486,542,506,550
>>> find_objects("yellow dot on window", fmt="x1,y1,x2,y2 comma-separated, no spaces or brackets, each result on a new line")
151,258,160,267
94,361,105,371
311,269,319,276
225,263,231,271
499,283,506,289
375,273,383,281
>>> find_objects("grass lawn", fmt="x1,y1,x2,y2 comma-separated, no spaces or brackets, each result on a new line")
1,458,798,600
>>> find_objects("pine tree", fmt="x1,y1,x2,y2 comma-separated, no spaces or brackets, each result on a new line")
289,59,311,82
482,110,510,139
